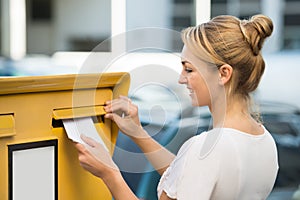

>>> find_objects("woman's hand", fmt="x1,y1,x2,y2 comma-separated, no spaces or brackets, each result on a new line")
104,95,175,175
104,95,147,139
75,135,140,200
74,134,119,180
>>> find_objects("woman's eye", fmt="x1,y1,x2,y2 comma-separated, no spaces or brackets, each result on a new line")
185,68,193,73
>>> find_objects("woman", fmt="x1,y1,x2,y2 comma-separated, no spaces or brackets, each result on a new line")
75,14,278,200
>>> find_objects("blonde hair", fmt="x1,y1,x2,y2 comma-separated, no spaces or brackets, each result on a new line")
181,14,273,101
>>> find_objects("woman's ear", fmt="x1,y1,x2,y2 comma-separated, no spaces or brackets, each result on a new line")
218,64,233,85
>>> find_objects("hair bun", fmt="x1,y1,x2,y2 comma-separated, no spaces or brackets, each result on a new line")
240,14,273,55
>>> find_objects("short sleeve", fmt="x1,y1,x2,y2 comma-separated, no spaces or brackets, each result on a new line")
157,132,220,200
157,136,198,199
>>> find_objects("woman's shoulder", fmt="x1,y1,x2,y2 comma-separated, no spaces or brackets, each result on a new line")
175,133,205,156
176,126,272,160
178,130,213,153
174,129,222,160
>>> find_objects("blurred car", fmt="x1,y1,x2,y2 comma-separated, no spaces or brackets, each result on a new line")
0,55,79,76
260,101,300,189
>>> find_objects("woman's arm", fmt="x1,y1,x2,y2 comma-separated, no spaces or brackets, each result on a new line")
75,135,175,200
103,171,139,200
105,173,174,200
104,96,175,175
160,191,176,200
75,135,139,200
130,129,175,175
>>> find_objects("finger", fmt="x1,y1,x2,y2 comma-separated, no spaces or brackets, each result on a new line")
105,95,131,106
80,134,98,148
104,113,123,123
74,143,87,153
105,101,131,115
108,97,130,107
105,96,126,105
119,95,132,102
105,99,117,106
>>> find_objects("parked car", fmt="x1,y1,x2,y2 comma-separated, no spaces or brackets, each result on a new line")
260,101,300,188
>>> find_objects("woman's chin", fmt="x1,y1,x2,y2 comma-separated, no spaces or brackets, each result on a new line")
191,99,200,107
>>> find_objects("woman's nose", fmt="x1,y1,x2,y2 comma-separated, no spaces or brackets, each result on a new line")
178,74,187,84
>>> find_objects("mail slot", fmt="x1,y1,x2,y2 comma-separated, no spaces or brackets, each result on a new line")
52,105,110,151
0,72,130,200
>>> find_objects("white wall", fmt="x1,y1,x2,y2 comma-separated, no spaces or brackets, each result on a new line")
258,51,300,108
53,0,111,51
126,0,172,30
27,23,54,54
26,0,174,54
126,0,173,51
26,0,111,54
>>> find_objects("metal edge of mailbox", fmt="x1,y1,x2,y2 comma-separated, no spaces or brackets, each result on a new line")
53,105,106,120
0,72,130,95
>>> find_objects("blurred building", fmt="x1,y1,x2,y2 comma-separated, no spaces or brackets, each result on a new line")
211,0,300,51
0,0,299,58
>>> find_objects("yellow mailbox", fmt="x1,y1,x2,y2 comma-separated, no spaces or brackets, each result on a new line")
0,72,130,200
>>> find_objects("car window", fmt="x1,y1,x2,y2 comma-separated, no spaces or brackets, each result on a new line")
264,121,298,137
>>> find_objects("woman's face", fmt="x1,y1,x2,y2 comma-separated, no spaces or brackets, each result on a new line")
178,46,219,107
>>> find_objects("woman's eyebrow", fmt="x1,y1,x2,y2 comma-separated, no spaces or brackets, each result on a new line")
181,60,189,65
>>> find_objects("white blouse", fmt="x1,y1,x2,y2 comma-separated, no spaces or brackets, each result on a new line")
157,127,279,200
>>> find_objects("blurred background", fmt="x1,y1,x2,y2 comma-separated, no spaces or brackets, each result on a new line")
1,0,300,199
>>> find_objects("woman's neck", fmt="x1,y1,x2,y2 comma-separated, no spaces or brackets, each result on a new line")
209,96,264,135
